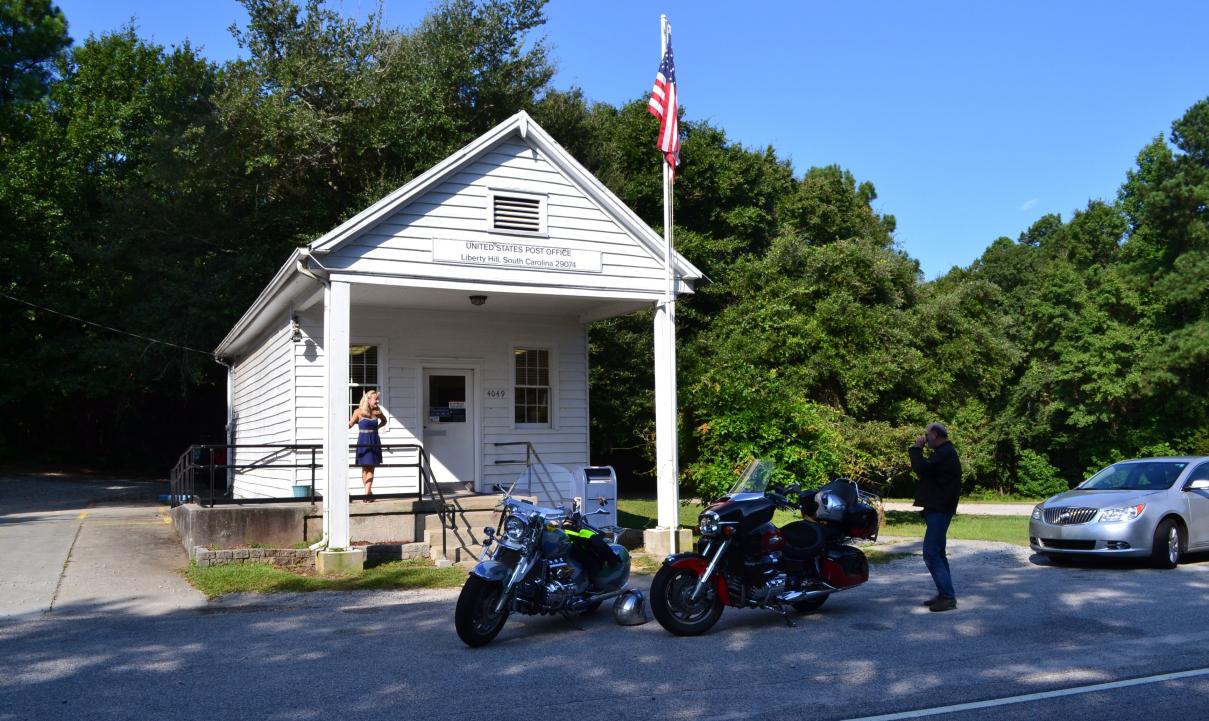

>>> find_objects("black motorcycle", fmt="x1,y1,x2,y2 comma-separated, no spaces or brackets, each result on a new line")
650,459,880,635
455,491,633,647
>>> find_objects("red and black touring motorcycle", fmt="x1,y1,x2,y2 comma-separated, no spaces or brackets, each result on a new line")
650,459,881,635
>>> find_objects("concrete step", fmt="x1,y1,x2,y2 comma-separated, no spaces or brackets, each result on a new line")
423,509,501,533
454,545,483,564
425,522,491,563
421,494,535,563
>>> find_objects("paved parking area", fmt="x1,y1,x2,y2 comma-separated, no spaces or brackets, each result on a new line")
0,474,205,619
2,474,1207,721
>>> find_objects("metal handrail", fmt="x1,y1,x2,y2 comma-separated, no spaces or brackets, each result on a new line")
168,442,462,561
492,441,572,508
168,442,428,508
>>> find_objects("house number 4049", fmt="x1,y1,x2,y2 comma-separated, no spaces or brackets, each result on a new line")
486,389,507,399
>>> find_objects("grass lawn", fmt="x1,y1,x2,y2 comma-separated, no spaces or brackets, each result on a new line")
182,559,466,599
618,498,1031,547
882,510,1030,546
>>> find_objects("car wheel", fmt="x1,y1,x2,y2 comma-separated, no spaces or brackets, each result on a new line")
1150,519,1183,569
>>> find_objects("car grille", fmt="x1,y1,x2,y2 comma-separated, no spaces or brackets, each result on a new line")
1039,538,1096,550
1042,507,1098,525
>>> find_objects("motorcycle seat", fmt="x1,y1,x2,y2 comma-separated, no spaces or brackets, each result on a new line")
780,520,826,559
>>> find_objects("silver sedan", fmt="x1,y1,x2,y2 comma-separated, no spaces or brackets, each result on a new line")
1029,456,1209,568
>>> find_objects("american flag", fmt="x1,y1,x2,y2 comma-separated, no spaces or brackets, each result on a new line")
647,23,679,178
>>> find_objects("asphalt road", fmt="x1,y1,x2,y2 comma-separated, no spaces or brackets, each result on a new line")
2,475,1208,721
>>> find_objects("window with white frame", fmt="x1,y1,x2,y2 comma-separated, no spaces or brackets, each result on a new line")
514,348,550,426
349,345,379,415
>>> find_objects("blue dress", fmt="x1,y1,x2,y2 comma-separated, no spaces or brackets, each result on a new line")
355,416,383,466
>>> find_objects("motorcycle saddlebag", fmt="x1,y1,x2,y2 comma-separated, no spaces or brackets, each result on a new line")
820,545,869,588
843,503,879,541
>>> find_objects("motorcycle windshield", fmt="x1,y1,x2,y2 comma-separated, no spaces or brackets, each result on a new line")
726,459,775,500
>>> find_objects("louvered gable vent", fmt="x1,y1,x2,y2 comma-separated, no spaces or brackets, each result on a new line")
492,193,543,233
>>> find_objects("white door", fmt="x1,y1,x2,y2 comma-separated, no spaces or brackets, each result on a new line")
423,369,475,486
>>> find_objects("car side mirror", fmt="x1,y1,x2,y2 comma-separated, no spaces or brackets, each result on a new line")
1186,479,1209,491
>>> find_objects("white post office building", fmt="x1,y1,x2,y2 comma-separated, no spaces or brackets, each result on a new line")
214,112,702,519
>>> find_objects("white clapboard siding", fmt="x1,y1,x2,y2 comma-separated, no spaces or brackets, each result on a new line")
231,315,295,498
290,310,425,494
284,305,592,503
322,138,670,294
248,305,591,503
292,313,325,489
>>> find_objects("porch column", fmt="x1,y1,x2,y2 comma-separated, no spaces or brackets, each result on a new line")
323,280,352,549
654,298,679,530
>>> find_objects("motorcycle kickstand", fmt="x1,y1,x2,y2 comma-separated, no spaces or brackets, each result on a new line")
771,605,797,628
560,611,585,631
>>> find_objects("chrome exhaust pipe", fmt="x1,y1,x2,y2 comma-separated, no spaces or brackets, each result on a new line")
776,584,840,604
584,587,627,604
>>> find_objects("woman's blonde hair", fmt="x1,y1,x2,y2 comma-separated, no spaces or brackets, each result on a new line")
357,389,380,417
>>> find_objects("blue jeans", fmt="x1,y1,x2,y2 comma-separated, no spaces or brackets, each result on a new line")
922,511,956,599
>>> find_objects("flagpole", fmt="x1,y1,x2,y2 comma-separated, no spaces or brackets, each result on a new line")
653,12,681,554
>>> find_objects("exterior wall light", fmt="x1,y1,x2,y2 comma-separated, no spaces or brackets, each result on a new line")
290,315,303,342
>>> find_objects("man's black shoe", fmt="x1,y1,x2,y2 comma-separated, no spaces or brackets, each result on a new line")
921,595,941,607
929,596,957,612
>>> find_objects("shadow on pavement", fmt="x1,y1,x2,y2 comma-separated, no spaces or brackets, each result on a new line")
0,473,168,516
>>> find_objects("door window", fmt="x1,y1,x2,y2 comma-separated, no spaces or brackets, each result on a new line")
428,375,466,423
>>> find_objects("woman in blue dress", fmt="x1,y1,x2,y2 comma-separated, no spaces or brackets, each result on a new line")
349,390,386,501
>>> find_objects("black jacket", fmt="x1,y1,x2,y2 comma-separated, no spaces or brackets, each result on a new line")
910,441,962,514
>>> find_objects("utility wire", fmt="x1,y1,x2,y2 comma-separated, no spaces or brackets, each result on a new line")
0,290,215,357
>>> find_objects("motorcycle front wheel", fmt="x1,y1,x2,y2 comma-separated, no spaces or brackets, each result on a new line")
650,564,724,636
455,576,510,647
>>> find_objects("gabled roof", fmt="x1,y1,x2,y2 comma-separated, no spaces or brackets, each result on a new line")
308,110,703,281
215,111,702,357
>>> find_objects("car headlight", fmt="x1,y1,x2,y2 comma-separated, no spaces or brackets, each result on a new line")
1032,504,1042,521
1098,504,1145,523
503,514,529,541
698,511,720,536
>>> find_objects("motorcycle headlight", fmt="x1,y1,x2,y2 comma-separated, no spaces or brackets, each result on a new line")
698,511,720,536
503,514,529,541
1031,505,1042,521
1098,504,1145,523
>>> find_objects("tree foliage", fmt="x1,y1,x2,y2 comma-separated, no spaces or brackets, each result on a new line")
1,0,1206,498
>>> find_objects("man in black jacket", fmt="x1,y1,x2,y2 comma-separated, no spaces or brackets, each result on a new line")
909,422,962,612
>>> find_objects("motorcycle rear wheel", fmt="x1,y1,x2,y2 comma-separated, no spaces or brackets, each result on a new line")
455,576,510,647
651,564,724,636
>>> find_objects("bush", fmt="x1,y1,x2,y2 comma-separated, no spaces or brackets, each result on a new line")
682,383,845,502
1014,450,1068,498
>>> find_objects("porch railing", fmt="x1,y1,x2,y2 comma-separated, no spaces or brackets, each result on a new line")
492,441,572,509
168,442,455,557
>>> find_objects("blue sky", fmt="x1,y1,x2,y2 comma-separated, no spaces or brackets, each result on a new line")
55,1,1209,279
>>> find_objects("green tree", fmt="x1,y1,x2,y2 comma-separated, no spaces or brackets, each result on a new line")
0,0,69,111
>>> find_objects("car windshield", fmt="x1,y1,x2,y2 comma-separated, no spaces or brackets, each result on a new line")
1077,461,1188,491
727,459,775,496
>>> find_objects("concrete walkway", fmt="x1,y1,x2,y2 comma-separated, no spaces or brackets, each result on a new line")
0,473,206,620
883,500,1035,515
